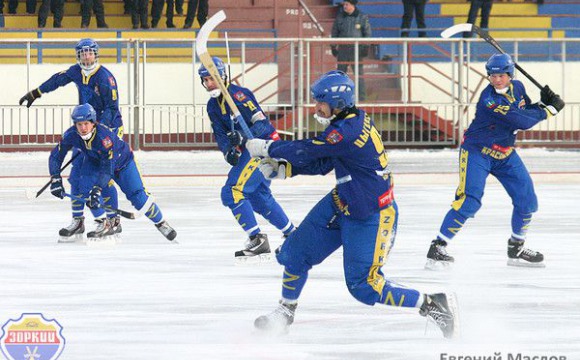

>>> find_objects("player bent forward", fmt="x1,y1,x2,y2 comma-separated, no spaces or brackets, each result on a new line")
236,71,458,338
426,53,565,269
48,104,177,242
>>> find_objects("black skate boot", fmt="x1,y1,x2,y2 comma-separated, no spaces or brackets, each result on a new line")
86,218,114,241
58,216,85,243
507,238,545,267
110,216,122,238
156,220,177,241
419,293,458,339
255,301,297,333
235,233,271,264
425,239,454,270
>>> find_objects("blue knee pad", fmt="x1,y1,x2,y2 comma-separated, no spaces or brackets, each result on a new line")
456,194,483,219
221,184,240,209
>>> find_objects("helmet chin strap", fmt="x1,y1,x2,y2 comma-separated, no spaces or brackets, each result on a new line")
314,114,336,127
208,89,222,98
79,128,94,140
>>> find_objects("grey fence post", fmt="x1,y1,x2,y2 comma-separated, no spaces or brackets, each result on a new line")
133,40,141,150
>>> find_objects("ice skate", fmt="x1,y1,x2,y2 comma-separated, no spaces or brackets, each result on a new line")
110,216,122,239
419,293,459,339
86,218,116,245
234,233,271,264
156,220,177,241
507,238,545,268
58,216,85,243
425,239,454,270
254,301,297,334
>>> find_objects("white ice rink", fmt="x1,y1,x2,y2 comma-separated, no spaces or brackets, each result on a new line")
1,149,579,360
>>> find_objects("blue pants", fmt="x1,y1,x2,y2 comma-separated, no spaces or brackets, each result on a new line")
438,146,537,241
77,156,163,224
276,191,420,308
221,150,293,237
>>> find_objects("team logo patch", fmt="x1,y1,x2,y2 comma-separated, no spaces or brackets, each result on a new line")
485,99,497,109
94,85,100,96
234,91,246,101
518,98,526,109
102,136,113,149
108,76,116,87
0,313,66,360
325,129,343,144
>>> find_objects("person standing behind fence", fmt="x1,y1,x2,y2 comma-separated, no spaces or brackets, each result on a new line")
464,0,492,38
80,0,108,28
330,0,371,101
129,0,149,29
400,0,427,37
151,0,176,28
183,0,207,29
37,0,64,27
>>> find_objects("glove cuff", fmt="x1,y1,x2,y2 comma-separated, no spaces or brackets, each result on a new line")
32,88,42,98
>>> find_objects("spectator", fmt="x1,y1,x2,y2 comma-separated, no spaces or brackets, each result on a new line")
330,0,371,101
175,0,182,14
401,0,427,37
38,0,64,27
464,0,493,38
151,0,175,28
80,0,108,28
183,0,207,29
129,0,149,29
0,0,18,14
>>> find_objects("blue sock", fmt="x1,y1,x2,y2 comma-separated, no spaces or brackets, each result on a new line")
145,203,164,224
380,280,421,308
231,201,260,236
102,184,119,219
281,268,308,301
511,210,532,241
438,209,467,242
261,202,294,235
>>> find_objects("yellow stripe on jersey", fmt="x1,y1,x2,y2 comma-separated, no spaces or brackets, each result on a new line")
367,205,396,296
451,148,468,211
232,157,261,204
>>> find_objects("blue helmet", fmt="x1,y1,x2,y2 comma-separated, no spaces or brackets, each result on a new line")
198,56,227,80
310,70,355,112
485,53,515,78
75,38,99,71
71,103,97,123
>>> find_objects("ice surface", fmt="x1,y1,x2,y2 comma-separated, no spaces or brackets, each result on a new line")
0,150,579,359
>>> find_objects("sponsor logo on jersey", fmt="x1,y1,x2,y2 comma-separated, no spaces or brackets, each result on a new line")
94,85,100,96
108,76,116,87
378,188,394,208
518,97,526,109
326,129,343,144
0,313,66,360
485,99,497,109
270,131,281,141
234,91,246,101
102,136,113,149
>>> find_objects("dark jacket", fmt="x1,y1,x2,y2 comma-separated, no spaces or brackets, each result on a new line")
331,8,372,58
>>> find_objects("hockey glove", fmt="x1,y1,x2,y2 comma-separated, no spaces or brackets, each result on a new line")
225,146,242,166
245,139,273,158
50,175,65,199
19,88,41,108
540,85,556,104
227,130,245,147
258,158,290,180
87,186,103,209
540,95,565,116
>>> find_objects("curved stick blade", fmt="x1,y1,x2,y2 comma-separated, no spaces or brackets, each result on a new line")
441,23,473,38
195,10,226,56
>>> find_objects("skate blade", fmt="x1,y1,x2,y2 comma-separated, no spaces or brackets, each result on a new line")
424,258,453,271
58,234,84,243
234,253,272,265
446,292,460,339
86,235,118,247
507,258,546,268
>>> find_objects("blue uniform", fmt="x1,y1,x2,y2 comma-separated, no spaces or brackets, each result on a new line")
438,80,549,242
49,124,165,224
39,64,123,219
207,84,293,237
268,110,420,307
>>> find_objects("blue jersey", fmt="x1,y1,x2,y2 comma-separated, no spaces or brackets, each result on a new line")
268,109,393,220
39,64,123,132
207,84,279,155
464,80,548,150
49,124,133,189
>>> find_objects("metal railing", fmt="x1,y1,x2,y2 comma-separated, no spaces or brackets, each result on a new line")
1,37,579,150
